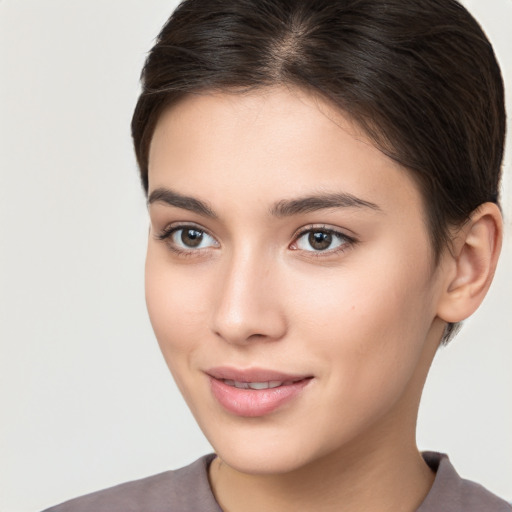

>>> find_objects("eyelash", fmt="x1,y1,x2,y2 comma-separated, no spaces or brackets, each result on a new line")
155,223,356,258
155,223,218,258
290,225,356,257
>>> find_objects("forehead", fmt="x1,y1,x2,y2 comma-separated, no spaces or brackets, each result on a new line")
148,87,425,223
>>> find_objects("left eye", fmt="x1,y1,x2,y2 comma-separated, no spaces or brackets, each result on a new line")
294,229,348,252
170,227,218,249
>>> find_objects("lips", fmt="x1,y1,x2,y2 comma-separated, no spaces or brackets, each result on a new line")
206,367,313,417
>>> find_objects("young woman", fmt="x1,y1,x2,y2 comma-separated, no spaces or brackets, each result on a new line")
44,0,510,510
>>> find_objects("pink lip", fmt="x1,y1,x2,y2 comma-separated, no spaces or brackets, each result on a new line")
206,367,313,417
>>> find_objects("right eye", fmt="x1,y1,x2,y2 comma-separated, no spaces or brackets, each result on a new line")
157,225,219,253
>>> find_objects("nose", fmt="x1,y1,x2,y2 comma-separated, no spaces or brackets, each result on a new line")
210,249,287,345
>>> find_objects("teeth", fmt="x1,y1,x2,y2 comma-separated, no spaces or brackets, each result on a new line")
224,380,284,389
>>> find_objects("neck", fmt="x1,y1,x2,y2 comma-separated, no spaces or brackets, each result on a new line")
209,414,435,512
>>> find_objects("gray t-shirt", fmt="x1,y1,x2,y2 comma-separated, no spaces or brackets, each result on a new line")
42,452,511,511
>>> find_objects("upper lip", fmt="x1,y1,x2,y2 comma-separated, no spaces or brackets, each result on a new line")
206,366,312,383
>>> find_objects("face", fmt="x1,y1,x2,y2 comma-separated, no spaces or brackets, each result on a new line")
146,87,447,475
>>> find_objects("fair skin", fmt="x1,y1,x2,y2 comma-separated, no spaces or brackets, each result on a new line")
145,87,502,512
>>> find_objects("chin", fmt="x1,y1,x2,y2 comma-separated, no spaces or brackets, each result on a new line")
201,416,342,476
215,441,315,475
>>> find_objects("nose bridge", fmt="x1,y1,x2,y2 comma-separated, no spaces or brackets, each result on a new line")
211,243,286,344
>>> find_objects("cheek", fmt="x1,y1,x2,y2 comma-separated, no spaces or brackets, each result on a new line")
291,248,436,402
144,247,210,366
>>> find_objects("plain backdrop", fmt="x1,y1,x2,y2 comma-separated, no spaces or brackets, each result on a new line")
0,1,511,511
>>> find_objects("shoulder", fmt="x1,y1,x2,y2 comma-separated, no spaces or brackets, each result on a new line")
418,452,511,512
41,454,222,512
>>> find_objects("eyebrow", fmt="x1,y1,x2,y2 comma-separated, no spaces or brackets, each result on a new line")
148,187,381,218
148,188,217,218
269,192,381,217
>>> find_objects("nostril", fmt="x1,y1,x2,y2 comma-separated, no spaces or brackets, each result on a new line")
210,260,287,344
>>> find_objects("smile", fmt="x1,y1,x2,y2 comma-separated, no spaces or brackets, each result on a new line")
206,367,313,417
222,379,299,389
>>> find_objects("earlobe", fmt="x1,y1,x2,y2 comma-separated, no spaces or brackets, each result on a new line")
436,202,503,323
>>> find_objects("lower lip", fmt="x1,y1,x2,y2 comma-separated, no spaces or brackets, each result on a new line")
208,377,312,417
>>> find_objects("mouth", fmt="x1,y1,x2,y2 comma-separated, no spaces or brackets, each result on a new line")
221,378,307,390
206,367,313,417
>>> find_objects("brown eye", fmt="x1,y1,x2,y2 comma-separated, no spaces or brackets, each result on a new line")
181,228,204,247
294,228,350,253
308,231,332,250
165,226,219,250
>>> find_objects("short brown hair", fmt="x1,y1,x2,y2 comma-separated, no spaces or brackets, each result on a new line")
132,0,506,341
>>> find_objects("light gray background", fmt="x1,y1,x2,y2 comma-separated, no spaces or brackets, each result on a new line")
0,1,510,511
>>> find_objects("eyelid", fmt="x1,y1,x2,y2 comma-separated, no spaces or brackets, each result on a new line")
155,222,220,255
290,224,354,241
291,221,356,237
155,221,211,239
289,224,356,254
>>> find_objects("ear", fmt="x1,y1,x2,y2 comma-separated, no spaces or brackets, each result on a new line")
436,202,503,323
